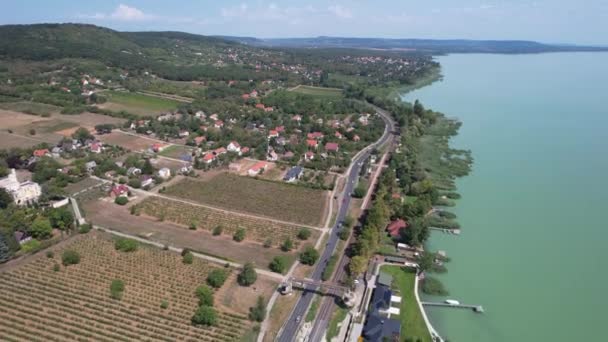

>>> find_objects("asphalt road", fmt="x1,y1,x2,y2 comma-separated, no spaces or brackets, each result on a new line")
278,105,395,342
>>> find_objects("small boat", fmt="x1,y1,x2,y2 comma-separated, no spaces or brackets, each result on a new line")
445,299,460,305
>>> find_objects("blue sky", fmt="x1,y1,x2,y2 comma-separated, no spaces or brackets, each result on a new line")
2,0,607,44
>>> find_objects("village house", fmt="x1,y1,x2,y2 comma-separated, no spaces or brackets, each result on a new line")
240,147,250,155
109,184,129,198
325,142,340,153
0,169,41,205
158,168,171,180
178,130,190,138
306,139,319,149
386,219,408,238
33,149,50,158
141,176,154,188
227,141,241,154
90,142,103,154
283,166,304,183
353,134,361,142
194,110,206,119
85,161,97,173
335,131,344,139
250,90,258,98
268,130,279,138
292,114,302,123
304,151,315,161
214,120,224,129
202,153,215,164
255,103,265,110
248,161,267,176
127,167,142,176
214,147,227,156
151,143,165,153
307,132,324,140
194,136,206,146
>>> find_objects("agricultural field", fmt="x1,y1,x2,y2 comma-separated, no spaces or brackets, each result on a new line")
83,199,298,268
164,173,328,226
289,85,343,98
0,101,60,116
0,233,257,341
158,144,195,161
96,131,161,151
98,91,181,116
134,196,318,245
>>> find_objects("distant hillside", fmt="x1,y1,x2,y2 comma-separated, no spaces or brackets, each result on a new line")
221,36,608,54
0,23,282,81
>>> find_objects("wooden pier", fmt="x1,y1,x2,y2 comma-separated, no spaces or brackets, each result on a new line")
429,227,461,235
421,301,484,313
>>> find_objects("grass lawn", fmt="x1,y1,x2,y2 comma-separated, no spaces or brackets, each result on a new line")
102,91,180,116
306,296,321,322
326,305,349,341
380,265,432,342
158,144,194,160
164,173,327,226
0,101,60,116
290,85,343,98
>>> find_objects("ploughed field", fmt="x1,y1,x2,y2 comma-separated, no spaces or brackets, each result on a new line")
163,174,327,227
0,234,251,342
136,196,315,244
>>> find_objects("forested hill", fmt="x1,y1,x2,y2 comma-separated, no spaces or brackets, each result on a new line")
223,36,608,54
0,23,279,81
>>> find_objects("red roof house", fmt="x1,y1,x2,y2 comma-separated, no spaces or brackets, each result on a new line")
325,142,339,152
241,94,250,100
110,184,129,198
268,130,279,138
202,153,215,164
248,161,267,176
194,136,206,145
307,132,324,140
33,149,50,157
386,219,408,238
255,103,265,109
306,139,319,149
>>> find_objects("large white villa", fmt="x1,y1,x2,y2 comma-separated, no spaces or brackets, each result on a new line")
0,169,41,205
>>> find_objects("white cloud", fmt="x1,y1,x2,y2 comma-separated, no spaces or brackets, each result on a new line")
76,4,192,23
110,4,152,21
328,5,353,19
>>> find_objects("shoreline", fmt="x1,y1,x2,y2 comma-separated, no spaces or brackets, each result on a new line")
396,66,467,342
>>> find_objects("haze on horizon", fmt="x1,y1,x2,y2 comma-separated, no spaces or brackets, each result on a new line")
1,0,607,45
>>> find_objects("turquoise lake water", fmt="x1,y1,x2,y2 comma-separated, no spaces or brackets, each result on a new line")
402,53,608,341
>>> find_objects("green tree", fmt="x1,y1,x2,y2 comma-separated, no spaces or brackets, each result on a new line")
61,250,80,266
269,256,288,274
183,251,194,264
195,285,214,306
110,279,125,300
206,269,228,289
30,217,52,239
191,305,217,326
115,196,128,205
297,228,311,240
141,159,154,175
72,127,93,142
349,255,367,277
237,262,257,286
0,188,13,209
299,245,319,266
212,225,223,236
233,228,246,242
48,207,73,231
352,185,366,198
115,238,138,252
249,296,266,322
281,237,293,252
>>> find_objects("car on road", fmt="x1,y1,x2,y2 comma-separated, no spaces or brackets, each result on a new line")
296,316,301,323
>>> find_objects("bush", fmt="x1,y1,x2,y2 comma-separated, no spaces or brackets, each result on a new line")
114,196,128,205
30,217,52,239
281,238,293,252
61,250,80,266
338,228,350,241
249,296,266,322
269,256,288,274
183,251,194,264
238,262,257,286
189,221,197,230
160,300,169,309
110,279,125,300
46,251,54,258
263,238,272,248
421,276,449,296
78,223,92,234
53,263,60,272
206,269,228,288
233,228,246,242
299,245,319,266
128,179,142,188
195,285,214,306
191,305,217,326
352,185,366,198
115,238,138,252
297,228,311,240
212,225,223,236
29,129,36,135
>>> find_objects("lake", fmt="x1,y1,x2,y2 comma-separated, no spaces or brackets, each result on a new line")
402,53,608,341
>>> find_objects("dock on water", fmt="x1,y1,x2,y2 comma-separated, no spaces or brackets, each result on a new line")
429,227,461,235
421,301,484,313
